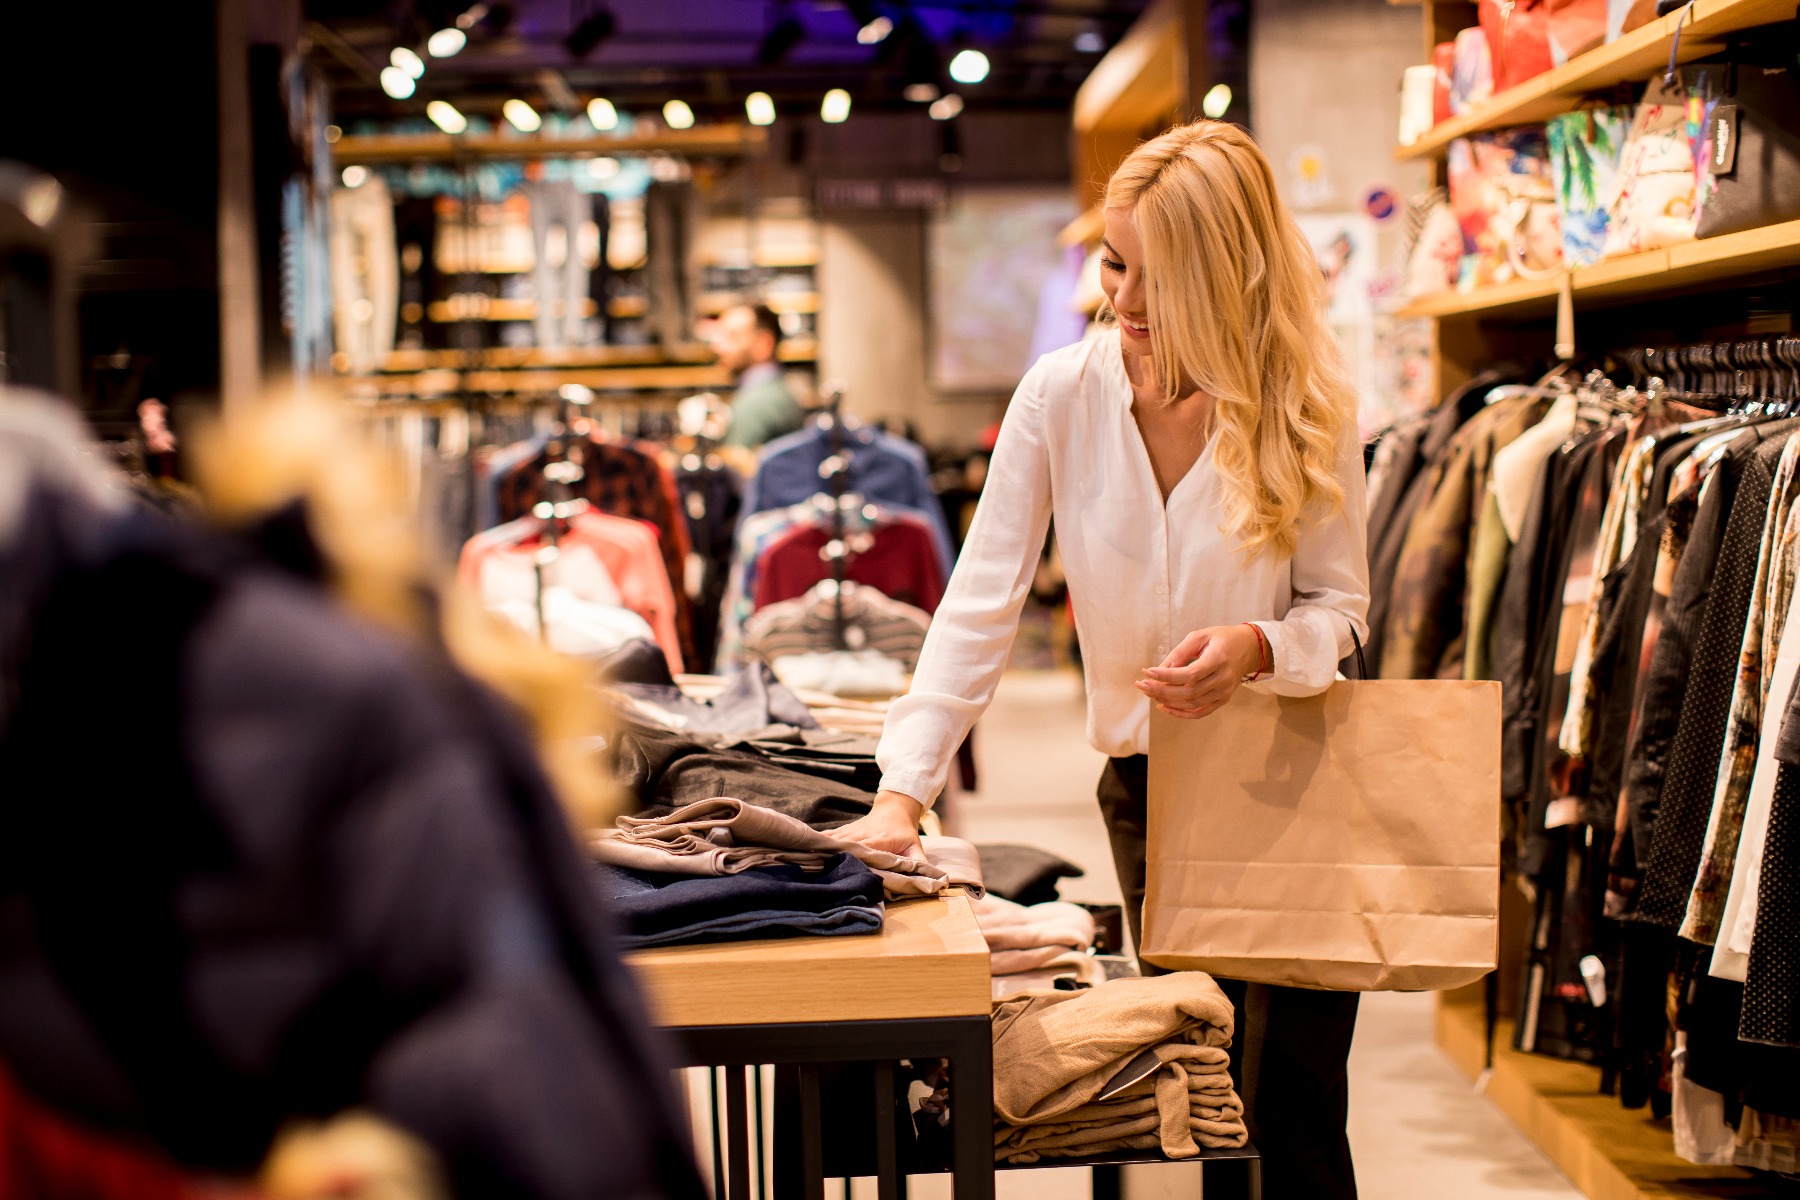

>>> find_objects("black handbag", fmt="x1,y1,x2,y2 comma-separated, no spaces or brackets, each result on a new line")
1690,33,1800,240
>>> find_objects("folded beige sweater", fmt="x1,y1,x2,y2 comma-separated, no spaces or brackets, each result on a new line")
990,976,1247,1162
991,975,1236,1125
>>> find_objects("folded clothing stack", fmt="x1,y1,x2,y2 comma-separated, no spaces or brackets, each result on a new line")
596,853,885,948
991,974,1249,1162
973,893,1097,976
591,796,981,900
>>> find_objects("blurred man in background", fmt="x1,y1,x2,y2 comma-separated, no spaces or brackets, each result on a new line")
709,303,803,449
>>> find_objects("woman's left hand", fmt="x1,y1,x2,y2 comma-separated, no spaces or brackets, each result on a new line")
1136,625,1266,719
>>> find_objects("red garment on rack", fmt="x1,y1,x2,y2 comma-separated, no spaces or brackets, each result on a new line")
495,435,696,664
458,511,685,673
0,1061,204,1200
751,516,946,614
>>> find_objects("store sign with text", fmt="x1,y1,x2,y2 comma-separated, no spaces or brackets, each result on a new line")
815,179,947,210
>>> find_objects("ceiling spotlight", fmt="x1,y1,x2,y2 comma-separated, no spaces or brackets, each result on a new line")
390,46,425,78
565,4,616,58
455,3,489,29
948,48,989,85
745,91,776,126
758,10,804,65
903,82,939,103
928,93,963,120
1201,83,1233,119
663,99,695,130
426,100,467,133
587,96,619,130
1074,29,1105,53
503,98,542,132
857,15,893,44
588,156,620,179
427,27,467,57
341,165,369,188
378,66,416,99
820,88,851,124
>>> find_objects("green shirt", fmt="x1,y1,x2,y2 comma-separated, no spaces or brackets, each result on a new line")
724,366,804,449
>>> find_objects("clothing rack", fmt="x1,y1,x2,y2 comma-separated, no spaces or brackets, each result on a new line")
528,383,594,642
815,381,852,651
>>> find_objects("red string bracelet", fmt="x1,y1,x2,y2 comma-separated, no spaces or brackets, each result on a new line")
1241,622,1270,683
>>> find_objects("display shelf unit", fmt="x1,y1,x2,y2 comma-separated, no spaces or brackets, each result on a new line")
1399,219,1800,319
331,124,768,165
1435,1000,1775,1200
333,337,819,398
1396,0,1799,160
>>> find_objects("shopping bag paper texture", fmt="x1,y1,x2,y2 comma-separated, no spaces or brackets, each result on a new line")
1143,681,1501,991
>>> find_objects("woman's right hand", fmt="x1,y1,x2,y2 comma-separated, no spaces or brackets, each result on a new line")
834,790,927,859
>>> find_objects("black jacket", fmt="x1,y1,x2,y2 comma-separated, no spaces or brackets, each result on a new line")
0,479,704,1199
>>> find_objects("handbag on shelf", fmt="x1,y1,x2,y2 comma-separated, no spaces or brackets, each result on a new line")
1403,188,1464,298
1547,104,1634,265
1600,75,1701,258
1141,631,1502,992
1449,126,1563,288
1450,26,1495,114
1688,39,1800,239
1481,0,1553,92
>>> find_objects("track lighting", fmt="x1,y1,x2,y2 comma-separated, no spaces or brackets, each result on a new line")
928,93,962,120
857,15,893,44
758,9,804,65
821,88,851,123
341,165,369,188
390,46,425,78
427,27,466,57
587,96,618,131
503,98,541,131
948,48,989,85
1202,83,1232,119
745,92,776,126
426,100,467,133
378,66,415,99
565,4,616,58
904,82,939,103
663,99,695,130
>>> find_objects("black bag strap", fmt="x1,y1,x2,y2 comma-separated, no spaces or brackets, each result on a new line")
1347,622,1370,681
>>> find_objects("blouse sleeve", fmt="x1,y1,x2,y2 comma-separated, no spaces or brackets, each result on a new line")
876,361,1055,808
1248,422,1372,695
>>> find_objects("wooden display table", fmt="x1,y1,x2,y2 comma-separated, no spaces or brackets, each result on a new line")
628,891,996,1200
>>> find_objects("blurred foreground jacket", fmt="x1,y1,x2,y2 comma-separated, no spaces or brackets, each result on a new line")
0,393,704,1199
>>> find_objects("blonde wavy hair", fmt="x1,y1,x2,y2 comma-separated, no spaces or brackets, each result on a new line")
1105,120,1355,557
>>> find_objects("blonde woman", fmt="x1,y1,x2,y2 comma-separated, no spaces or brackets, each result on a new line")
840,121,1371,1198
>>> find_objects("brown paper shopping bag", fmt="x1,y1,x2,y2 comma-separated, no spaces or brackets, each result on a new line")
1141,678,1501,991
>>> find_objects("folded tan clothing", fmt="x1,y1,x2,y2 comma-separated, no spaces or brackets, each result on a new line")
593,797,949,898
972,894,1095,954
919,835,984,897
590,836,836,877
990,951,1106,1001
991,974,1236,1126
990,945,1084,975
995,1106,1249,1164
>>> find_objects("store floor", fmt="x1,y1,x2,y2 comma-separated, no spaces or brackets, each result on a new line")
908,669,1586,1200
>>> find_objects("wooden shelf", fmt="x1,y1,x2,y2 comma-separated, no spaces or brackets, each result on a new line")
1397,218,1800,319
332,124,768,166
697,290,819,316
426,297,599,324
700,248,820,269
1434,997,1775,1199
347,364,736,398
1395,0,1798,160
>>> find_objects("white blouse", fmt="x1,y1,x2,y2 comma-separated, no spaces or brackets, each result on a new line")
876,332,1372,808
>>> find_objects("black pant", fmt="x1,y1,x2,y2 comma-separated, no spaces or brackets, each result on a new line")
1098,754,1360,1200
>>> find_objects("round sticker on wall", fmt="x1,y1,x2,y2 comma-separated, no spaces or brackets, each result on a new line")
1361,185,1400,223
